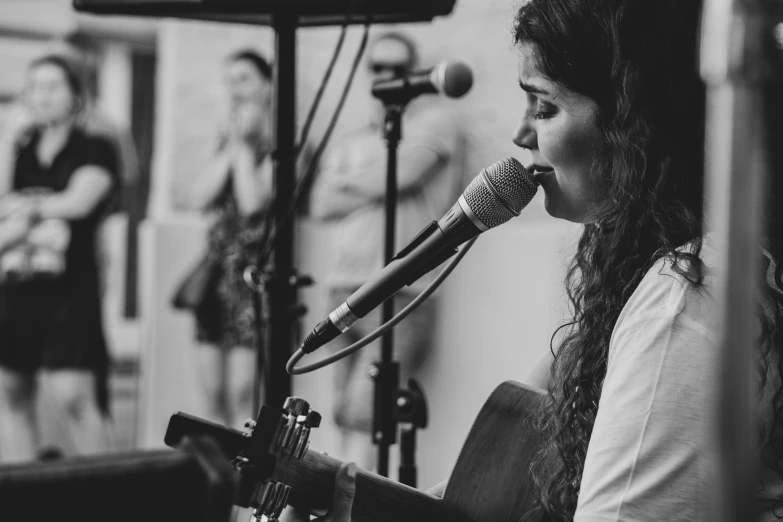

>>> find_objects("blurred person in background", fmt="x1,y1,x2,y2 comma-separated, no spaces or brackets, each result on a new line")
0,32,138,303
172,50,276,429
308,31,466,471
60,32,139,201
0,54,119,463
2,32,138,214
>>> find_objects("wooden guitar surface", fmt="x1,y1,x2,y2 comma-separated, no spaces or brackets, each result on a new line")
443,381,545,522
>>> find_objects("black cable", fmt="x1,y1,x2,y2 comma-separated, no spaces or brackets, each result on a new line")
286,237,478,374
248,23,353,286
250,23,372,277
296,25,349,156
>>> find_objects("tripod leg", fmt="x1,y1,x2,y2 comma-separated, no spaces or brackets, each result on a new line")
398,423,417,487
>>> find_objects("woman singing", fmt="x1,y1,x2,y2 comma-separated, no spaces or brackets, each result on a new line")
283,0,783,520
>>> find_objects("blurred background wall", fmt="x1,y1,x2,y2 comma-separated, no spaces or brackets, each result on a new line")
0,0,578,491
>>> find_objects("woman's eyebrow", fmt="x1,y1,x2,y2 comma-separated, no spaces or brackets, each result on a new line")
518,80,550,95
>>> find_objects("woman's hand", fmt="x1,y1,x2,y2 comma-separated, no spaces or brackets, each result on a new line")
280,463,357,522
0,215,33,253
427,480,448,498
0,194,35,221
230,102,266,145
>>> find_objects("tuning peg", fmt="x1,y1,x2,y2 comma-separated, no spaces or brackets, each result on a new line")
305,410,322,428
283,396,310,417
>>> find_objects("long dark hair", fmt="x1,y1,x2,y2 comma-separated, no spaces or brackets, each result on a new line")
758,19,783,518
227,49,273,80
514,0,708,519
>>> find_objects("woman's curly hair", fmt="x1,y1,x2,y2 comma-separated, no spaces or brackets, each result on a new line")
515,0,706,519
515,1,783,519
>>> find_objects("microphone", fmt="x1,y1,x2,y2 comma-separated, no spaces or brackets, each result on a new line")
300,157,538,354
371,61,473,104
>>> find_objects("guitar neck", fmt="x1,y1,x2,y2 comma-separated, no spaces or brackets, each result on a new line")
271,449,473,522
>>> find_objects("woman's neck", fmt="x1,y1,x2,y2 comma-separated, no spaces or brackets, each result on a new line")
39,116,74,141
37,116,75,167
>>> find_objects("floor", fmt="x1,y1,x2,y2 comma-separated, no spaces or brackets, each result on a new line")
0,359,142,462
107,358,141,453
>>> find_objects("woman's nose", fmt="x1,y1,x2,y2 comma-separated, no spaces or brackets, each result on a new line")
512,118,536,150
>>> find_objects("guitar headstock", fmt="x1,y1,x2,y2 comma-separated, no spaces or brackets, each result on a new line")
164,396,322,521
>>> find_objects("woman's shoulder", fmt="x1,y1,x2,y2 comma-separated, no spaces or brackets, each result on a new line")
608,239,720,369
71,126,115,150
618,238,718,331
69,126,119,174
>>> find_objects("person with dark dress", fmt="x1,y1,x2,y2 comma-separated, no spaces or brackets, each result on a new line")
173,50,275,429
0,54,118,463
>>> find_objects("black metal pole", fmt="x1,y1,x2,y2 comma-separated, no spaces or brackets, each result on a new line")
372,104,403,477
259,12,297,413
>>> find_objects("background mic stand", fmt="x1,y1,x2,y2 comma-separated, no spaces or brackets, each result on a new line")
370,101,429,484
396,379,428,487
370,102,403,479
244,266,313,417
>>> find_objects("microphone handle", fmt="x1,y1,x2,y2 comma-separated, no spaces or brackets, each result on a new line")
346,200,480,318
300,200,481,353
371,70,438,103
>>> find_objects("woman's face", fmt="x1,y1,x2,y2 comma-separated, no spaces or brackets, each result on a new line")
512,43,606,223
224,58,271,108
26,63,78,125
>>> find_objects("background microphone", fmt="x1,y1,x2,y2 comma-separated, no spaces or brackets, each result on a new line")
371,61,473,104
300,157,538,354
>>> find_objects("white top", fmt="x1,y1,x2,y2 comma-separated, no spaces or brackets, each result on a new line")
574,239,783,521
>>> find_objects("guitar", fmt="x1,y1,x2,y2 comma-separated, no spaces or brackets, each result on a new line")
164,380,546,522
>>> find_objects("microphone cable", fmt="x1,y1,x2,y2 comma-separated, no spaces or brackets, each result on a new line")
246,21,348,284
296,23,348,158
286,236,478,375
245,20,372,288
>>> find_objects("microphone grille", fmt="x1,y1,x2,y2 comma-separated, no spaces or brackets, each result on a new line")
461,158,538,229
439,61,473,98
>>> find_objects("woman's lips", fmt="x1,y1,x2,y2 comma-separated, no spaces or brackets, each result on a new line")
531,166,554,182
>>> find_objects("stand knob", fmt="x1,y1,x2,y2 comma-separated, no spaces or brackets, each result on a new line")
305,410,322,428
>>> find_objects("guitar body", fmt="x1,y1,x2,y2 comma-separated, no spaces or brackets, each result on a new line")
443,381,546,522
166,380,547,522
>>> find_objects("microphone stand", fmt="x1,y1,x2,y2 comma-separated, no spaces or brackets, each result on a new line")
371,101,429,485
248,12,312,417
369,102,402,479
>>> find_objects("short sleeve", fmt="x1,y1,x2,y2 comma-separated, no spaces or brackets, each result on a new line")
82,133,121,214
574,261,720,522
84,134,119,183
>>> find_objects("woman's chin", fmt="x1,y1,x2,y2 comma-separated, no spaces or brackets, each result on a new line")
543,196,564,220
543,197,586,224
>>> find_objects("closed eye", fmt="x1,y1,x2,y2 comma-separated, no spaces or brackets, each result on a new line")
525,92,557,120
533,99,557,119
